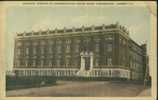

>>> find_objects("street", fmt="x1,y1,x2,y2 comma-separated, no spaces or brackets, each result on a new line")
6,81,151,97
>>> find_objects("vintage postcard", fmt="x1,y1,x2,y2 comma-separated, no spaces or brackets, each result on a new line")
0,1,157,100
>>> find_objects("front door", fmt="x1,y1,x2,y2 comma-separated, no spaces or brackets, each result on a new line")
85,57,90,71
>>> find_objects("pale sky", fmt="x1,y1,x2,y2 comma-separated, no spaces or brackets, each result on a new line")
5,5,151,70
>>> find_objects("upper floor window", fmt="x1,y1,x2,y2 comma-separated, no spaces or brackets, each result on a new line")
123,39,126,45
25,60,28,67
26,42,30,46
49,40,54,45
65,57,70,67
49,60,53,67
33,48,36,55
107,44,112,52
66,45,70,53
41,40,46,45
40,60,44,67
17,48,21,55
95,59,99,66
49,47,53,54
119,38,122,44
56,59,61,67
16,60,20,67
76,39,81,43
26,47,29,55
57,45,62,53
85,38,90,43
33,41,38,46
41,47,44,54
57,40,62,45
95,38,100,43
66,39,71,44
17,42,22,47
75,45,79,53
106,35,113,40
95,43,99,52
33,60,36,67
107,58,112,66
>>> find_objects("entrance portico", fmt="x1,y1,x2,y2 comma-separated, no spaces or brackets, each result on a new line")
77,51,93,76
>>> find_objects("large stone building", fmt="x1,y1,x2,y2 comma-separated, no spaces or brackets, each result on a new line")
13,23,148,80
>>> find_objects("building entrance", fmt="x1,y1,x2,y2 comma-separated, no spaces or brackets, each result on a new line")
80,51,93,71
84,57,90,70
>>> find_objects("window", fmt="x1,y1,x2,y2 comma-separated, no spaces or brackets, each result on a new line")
75,39,80,53
95,38,100,43
41,47,44,54
26,42,30,46
33,60,36,67
75,44,79,53
41,60,44,67
26,47,29,55
17,49,21,55
33,41,38,46
41,40,45,45
56,59,60,67
76,39,80,43
107,58,112,66
95,59,99,66
105,35,113,40
65,57,70,67
107,44,112,52
49,60,53,67
48,40,54,45
95,43,99,52
57,40,62,44
123,39,126,45
85,38,90,43
66,45,70,53
107,35,113,40
109,70,111,76
25,60,28,67
119,38,122,43
66,39,71,44
57,45,62,53
49,47,53,54
17,42,22,47
33,48,36,55
16,60,20,67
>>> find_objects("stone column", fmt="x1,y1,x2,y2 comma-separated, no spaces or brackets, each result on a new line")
90,55,93,70
80,56,85,71
90,52,93,70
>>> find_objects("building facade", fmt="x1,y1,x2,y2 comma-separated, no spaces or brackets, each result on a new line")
13,23,148,80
